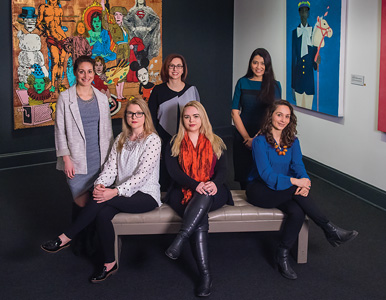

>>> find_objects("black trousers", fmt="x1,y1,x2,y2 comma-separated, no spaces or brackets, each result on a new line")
246,180,328,249
64,191,158,263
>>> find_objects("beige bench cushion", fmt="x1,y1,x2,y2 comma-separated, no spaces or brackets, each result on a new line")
112,190,285,225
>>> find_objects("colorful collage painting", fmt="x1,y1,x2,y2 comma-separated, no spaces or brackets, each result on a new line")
11,0,162,129
286,0,346,117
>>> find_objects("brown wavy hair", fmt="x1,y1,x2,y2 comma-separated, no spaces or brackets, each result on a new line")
260,100,297,148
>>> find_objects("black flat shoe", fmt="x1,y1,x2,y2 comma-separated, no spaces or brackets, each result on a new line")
41,238,70,253
90,263,118,283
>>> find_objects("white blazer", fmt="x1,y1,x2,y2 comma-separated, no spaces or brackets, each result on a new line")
55,85,114,174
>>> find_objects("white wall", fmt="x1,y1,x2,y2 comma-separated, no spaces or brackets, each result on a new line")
233,0,386,191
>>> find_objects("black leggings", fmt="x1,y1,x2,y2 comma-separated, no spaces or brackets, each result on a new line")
246,180,328,249
64,191,158,263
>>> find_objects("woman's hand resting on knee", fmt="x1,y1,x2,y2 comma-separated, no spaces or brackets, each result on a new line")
93,184,119,203
295,187,309,197
290,178,311,190
204,181,218,196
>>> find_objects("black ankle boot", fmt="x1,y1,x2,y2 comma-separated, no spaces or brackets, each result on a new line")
276,247,297,280
322,222,358,247
165,232,188,260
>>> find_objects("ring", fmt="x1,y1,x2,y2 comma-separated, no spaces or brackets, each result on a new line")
308,186,311,188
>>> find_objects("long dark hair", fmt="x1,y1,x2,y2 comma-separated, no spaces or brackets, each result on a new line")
260,100,297,148
244,48,278,104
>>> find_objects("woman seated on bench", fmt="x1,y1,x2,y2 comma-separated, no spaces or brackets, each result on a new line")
164,101,233,297
246,99,358,280
41,98,162,283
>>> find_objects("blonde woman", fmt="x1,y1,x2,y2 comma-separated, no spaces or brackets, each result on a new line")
42,98,162,283
164,101,233,297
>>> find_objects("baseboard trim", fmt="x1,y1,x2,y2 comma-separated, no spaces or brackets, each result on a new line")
303,156,386,211
0,148,56,170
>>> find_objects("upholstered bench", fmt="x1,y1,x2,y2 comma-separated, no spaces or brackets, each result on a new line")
112,190,309,265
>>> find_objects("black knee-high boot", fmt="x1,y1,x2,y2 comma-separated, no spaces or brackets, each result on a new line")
165,194,213,260
190,227,212,297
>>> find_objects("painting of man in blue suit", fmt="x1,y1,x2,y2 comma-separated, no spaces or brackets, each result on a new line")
291,1,319,109
286,0,345,117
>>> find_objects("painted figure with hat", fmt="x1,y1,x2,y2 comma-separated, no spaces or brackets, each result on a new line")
26,64,51,106
291,1,320,109
17,22,49,90
18,6,38,33
101,0,130,101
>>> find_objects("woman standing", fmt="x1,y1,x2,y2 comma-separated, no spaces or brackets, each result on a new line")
42,98,162,283
55,55,113,208
164,101,233,297
54,55,113,254
232,48,281,189
148,53,200,190
246,100,358,280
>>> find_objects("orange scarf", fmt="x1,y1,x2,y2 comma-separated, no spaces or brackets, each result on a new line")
179,133,214,204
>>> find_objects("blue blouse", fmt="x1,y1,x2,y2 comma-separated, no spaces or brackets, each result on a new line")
248,135,309,190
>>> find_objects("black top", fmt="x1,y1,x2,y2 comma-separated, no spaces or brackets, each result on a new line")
164,141,233,206
148,82,200,144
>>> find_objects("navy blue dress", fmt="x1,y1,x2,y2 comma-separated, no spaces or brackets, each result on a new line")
231,77,281,186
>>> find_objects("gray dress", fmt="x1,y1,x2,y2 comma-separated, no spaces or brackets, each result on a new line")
67,95,101,198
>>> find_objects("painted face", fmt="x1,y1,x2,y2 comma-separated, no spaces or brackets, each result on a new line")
250,55,265,80
77,22,86,35
114,12,123,25
92,16,102,32
271,105,291,132
126,104,145,130
33,78,45,94
75,62,95,86
299,7,309,26
24,18,37,32
168,57,184,81
95,61,104,74
183,106,201,134
137,68,149,85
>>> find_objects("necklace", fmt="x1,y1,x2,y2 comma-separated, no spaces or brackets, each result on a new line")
124,132,145,151
274,140,287,156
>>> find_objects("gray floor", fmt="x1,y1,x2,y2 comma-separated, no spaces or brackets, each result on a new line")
1,158,385,299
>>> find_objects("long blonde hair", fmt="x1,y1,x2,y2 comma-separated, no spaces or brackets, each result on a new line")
117,97,157,152
171,101,226,159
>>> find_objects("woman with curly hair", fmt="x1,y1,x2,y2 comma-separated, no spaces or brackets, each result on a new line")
246,100,358,280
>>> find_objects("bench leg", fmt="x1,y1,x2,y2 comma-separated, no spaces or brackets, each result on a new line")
114,234,122,267
296,218,309,264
